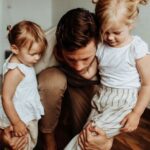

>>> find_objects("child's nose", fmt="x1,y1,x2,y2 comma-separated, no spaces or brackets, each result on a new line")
108,34,114,40
35,55,41,60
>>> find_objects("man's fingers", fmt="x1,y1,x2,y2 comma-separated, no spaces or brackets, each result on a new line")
15,136,28,150
79,128,90,150
79,132,84,144
90,125,105,136
11,135,28,150
4,126,13,136
120,117,127,127
78,136,84,150
85,123,91,130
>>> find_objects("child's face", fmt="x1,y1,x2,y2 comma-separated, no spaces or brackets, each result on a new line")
17,42,42,66
103,21,133,48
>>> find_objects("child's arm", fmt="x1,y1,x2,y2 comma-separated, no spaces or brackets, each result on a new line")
134,55,150,115
2,68,28,137
121,55,150,132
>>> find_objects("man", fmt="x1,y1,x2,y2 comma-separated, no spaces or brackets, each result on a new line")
38,8,112,150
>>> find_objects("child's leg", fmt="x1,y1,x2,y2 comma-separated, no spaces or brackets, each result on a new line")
92,107,132,137
24,120,38,150
88,87,138,138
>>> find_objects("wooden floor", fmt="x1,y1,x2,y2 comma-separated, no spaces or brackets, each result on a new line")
32,109,150,150
112,117,150,150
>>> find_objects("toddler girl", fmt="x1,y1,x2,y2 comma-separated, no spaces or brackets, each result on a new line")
65,0,150,149
0,20,47,149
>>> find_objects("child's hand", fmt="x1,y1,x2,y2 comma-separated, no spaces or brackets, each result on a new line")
120,111,140,132
13,121,28,137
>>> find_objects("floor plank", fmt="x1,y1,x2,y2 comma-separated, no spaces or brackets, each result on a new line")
112,117,150,150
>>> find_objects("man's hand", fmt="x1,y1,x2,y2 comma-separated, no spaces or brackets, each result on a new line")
78,122,113,150
2,126,28,150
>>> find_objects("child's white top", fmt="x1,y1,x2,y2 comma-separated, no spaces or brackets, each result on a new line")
96,36,150,89
0,55,44,127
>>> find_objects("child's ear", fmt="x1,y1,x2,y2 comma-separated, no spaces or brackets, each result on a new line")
92,0,99,4
11,45,19,54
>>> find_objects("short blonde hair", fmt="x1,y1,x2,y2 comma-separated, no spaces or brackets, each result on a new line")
8,20,47,54
95,0,148,39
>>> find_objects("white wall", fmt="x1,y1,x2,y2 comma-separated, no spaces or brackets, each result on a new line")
132,4,150,45
69,0,95,11
0,0,5,72
48,0,70,30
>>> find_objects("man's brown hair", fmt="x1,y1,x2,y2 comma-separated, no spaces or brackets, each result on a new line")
54,8,99,62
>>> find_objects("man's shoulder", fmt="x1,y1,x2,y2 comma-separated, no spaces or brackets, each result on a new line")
35,27,58,74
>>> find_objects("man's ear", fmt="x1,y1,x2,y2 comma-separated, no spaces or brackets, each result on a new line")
11,45,19,54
